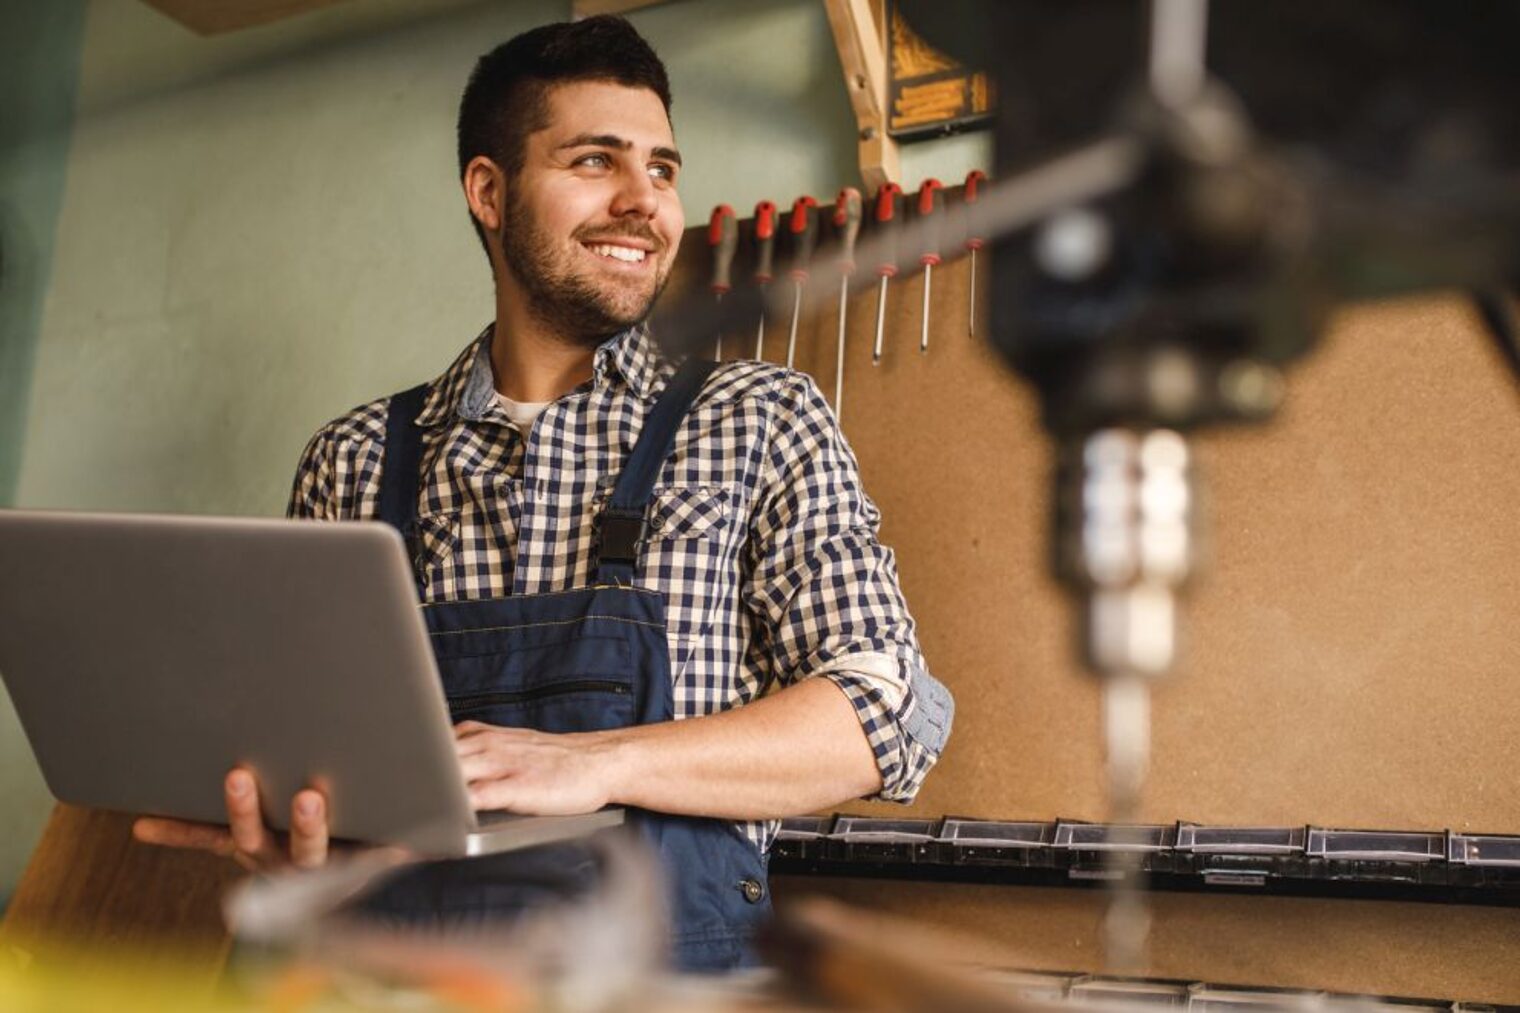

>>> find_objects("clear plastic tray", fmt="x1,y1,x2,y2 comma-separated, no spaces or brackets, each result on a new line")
1176,824,1306,855
1305,829,1445,863
941,819,1056,848
829,816,939,843
1055,821,1175,852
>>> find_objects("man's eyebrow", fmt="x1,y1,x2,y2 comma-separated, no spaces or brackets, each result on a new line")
557,133,682,167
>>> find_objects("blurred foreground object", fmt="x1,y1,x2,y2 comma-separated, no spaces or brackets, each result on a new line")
223,830,666,1011
764,896,1037,1012
888,0,1520,971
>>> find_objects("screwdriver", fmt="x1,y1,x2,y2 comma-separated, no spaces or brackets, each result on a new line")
752,200,777,360
964,170,987,337
871,182,903,366
831,187,863,419
915,178,945,355
708,204,737,360
785,195,819,370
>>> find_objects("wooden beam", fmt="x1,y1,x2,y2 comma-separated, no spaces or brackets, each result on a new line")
572,0,674,16
823,0,900,191
139,0,355,36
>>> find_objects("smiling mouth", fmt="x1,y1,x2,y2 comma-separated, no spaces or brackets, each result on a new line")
584,242,649,264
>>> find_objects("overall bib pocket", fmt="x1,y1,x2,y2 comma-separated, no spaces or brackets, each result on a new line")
432,632,637,733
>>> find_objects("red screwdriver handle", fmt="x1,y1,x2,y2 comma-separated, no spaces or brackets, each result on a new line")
753,200,777,284
874,182,903,279
708,205,738,294
964,170,988,252
916,178,945,268
788,195,819,282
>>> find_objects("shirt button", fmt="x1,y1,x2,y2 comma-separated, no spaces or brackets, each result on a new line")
739,877,765,904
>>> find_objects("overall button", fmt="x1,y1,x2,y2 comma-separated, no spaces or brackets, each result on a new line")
739,877,765,904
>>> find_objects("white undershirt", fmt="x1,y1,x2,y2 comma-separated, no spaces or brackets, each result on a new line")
494,392,551,439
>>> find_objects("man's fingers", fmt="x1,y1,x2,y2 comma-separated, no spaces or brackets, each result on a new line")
288,790,329,869
467,779,520,813
457,751,515,782
133,816,236,857
225,768,271,857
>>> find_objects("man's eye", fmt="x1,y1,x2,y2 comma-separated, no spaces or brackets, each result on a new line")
576,153,611,169
649,163,677,182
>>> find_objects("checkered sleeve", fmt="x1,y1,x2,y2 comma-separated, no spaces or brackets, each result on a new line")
742,371,953,803
285,401,388,521
287,427,337,520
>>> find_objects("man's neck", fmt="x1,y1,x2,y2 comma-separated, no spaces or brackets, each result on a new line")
489,287,603,404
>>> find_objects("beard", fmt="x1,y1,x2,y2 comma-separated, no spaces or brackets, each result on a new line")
498,192,671,348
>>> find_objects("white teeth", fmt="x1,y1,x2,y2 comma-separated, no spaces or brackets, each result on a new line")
589,243,647,263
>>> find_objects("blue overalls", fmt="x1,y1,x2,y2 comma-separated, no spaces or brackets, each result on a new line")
362,357,771,971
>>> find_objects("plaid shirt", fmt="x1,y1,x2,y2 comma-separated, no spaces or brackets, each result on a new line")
287,324,953,852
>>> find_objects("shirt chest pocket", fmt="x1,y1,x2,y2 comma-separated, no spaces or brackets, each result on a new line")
411,511,461,592
645,486,732,543
639,487,737,656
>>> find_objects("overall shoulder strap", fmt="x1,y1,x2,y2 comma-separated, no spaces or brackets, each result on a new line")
595,358,718,585
377,384,430,563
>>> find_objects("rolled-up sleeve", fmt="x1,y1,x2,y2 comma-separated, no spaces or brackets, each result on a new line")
742,372,953,802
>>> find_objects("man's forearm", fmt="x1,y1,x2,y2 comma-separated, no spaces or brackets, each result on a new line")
596,676,883,820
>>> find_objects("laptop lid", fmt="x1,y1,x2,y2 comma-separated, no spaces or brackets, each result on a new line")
0,510,478,856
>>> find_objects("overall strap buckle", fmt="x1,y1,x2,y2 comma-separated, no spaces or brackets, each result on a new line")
598,508,647,567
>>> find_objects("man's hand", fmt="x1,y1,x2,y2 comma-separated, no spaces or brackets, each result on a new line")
452,677,883,821
454,721,616,815
132,767,331,872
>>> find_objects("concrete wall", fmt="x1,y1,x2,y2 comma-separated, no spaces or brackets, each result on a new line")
1,0,988,899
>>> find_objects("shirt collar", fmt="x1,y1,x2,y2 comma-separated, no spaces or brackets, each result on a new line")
411,322,669,427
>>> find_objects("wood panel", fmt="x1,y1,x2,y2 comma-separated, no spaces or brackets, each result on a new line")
665,201,1520,1001
1,803,237,966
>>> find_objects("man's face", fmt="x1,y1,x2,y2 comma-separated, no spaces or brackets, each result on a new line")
497,80,684,344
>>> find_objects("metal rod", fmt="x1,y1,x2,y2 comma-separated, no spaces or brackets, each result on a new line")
872,276,888,365
920,266,932,354
835,276,849,419
1149,0,1210,109
787,281,804,369
968,249,978,337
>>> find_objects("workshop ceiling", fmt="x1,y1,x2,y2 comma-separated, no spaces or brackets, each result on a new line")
139,0,674,36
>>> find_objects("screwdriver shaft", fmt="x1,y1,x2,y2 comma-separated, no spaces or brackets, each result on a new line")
787,280,804,369
920,266,932,354
873,276,889,365
755,299,766,360
835,276,849,419
714,292,724,360
968,249,978,337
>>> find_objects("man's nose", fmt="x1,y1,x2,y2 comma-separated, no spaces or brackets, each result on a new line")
610,166,659,219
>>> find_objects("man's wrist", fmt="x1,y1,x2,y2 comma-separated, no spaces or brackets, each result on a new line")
588,725,646,808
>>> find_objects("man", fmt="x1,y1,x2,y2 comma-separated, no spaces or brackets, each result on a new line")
137,15,952,969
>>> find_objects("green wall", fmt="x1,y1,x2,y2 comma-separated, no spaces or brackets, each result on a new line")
1,0,989,899
0,0,89,909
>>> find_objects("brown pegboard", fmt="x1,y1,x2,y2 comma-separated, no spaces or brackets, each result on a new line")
664,197,1520,1000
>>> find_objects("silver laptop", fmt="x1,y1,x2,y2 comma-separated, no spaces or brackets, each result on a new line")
0,509,622,857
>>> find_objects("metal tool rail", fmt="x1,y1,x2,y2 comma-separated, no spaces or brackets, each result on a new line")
771,815,1520,906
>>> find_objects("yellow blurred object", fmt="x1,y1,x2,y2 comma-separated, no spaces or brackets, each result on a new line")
0,936,240,1012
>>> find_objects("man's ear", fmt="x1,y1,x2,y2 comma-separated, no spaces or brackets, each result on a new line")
462,155,506,233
